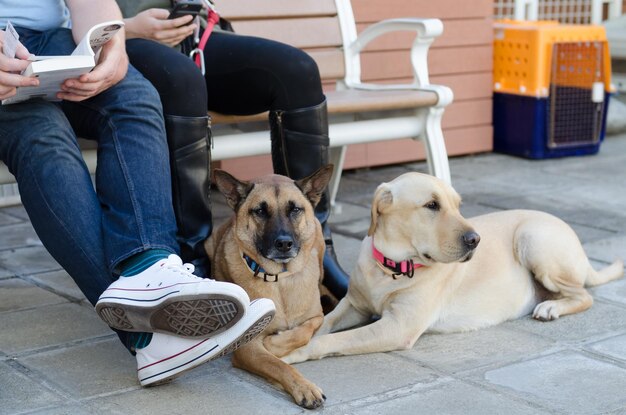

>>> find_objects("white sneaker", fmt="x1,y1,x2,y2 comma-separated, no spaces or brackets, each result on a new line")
96,254,250,338
137,298,275,386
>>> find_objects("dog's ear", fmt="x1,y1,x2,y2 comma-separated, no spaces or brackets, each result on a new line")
368,184,393,236
295,164,334,208
213,169,254,210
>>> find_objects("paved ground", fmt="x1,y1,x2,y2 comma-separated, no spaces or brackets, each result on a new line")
1,133,626,415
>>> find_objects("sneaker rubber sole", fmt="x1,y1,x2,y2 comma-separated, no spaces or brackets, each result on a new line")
96,294,244,338
140,308,275,386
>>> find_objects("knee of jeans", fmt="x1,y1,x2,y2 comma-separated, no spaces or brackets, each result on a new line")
2,103,81,175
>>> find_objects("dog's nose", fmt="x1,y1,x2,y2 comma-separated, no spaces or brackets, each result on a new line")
462,231,480,249
274,236,294,253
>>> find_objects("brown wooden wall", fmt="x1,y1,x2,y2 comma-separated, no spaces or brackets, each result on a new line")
220,0,495,179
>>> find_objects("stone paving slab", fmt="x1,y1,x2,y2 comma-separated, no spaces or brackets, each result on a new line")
0,361,64,414
25,270,87,303
0,278,67,313
0,211,21,226
398,325,555,375
506,301,626,343
86,370,301,415
0,223,41,251
294,352,439,406
19,339,137,400
0,303,112,355
585,333,626,363
481,351,626,415
0,266,16,279
591,278,626,306
584,235,626,264
326,378,551,415
0,246,61,276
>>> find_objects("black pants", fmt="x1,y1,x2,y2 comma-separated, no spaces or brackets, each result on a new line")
126,32,325,118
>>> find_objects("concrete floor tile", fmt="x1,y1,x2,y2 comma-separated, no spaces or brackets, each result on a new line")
0,303,112,355
507,301,626,342
332,217,370,238
482,351,626,414
586,333,626,362
20,339,138,399
0,211,21,226
336,379,549,415
0,246,61,276
0,361,64,414
584,235,626,264
1,205,29,221
26,404,104,415
0,223,41,251
89,370,301,415
399,325,554,374
26,270,87,302
294,352,440,405
0,266,15,279
328,202,370,224
0,278,67,313
591,278,626,306
332,233,363,276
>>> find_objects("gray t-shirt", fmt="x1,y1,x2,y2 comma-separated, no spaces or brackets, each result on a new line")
0,0,70,31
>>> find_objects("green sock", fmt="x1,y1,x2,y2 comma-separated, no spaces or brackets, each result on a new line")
129,332,153,350
119,249,172,277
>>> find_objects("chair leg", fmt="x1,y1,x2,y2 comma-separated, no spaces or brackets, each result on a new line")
422,106,451,184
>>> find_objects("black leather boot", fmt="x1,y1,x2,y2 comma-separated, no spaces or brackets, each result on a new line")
269,100,349,299
164,115,212,278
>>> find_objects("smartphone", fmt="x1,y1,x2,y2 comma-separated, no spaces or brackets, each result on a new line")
168,0,203,19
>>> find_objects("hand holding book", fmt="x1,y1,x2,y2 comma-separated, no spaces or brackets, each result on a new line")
2,21,125,105
0,24,39,101
58,28,128,102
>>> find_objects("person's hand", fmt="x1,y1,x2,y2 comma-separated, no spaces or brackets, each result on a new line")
0,31,39,101
125,8,197,47
57,35,128,102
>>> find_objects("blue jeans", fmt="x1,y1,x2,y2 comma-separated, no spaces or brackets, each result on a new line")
0,28,179,349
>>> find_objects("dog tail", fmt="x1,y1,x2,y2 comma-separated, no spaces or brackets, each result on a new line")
585,259,624,287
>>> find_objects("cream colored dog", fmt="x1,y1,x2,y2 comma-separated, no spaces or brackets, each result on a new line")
284,172,624,363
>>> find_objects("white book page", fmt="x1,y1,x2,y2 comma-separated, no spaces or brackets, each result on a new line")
71,21,124,58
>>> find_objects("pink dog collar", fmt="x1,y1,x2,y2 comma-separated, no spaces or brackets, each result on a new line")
372,240,423,278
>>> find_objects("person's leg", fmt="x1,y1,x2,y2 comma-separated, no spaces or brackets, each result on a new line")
3,28,134,349
203,32,349,299
12,27,249,342
125,39,212,275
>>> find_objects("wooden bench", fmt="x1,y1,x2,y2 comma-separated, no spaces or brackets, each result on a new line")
0,0,453,208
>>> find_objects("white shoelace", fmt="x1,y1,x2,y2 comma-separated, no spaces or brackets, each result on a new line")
162,256,199,280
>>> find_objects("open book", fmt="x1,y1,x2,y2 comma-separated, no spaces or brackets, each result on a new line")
2,21,124,105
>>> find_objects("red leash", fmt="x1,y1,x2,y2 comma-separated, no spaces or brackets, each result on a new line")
193,9,219,70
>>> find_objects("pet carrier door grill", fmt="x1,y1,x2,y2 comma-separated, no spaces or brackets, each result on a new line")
548,41,607,148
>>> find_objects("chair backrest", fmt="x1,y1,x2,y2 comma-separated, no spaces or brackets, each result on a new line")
217,0,359,86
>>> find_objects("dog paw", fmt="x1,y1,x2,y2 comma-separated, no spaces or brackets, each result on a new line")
291,380,326,409
533,301,561,321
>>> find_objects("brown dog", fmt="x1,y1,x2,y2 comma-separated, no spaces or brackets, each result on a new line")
205,165,334,409
284,172,624,363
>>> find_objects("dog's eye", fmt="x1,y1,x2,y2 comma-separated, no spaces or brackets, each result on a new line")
251,204,269,218
425,200,440,211
289,204,303,216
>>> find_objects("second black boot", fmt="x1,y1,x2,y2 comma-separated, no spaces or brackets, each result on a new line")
165,114,212,278
269,99,349,299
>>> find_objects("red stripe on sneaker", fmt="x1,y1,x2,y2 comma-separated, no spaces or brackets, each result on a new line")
137,338,212,371
106,282,202,292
